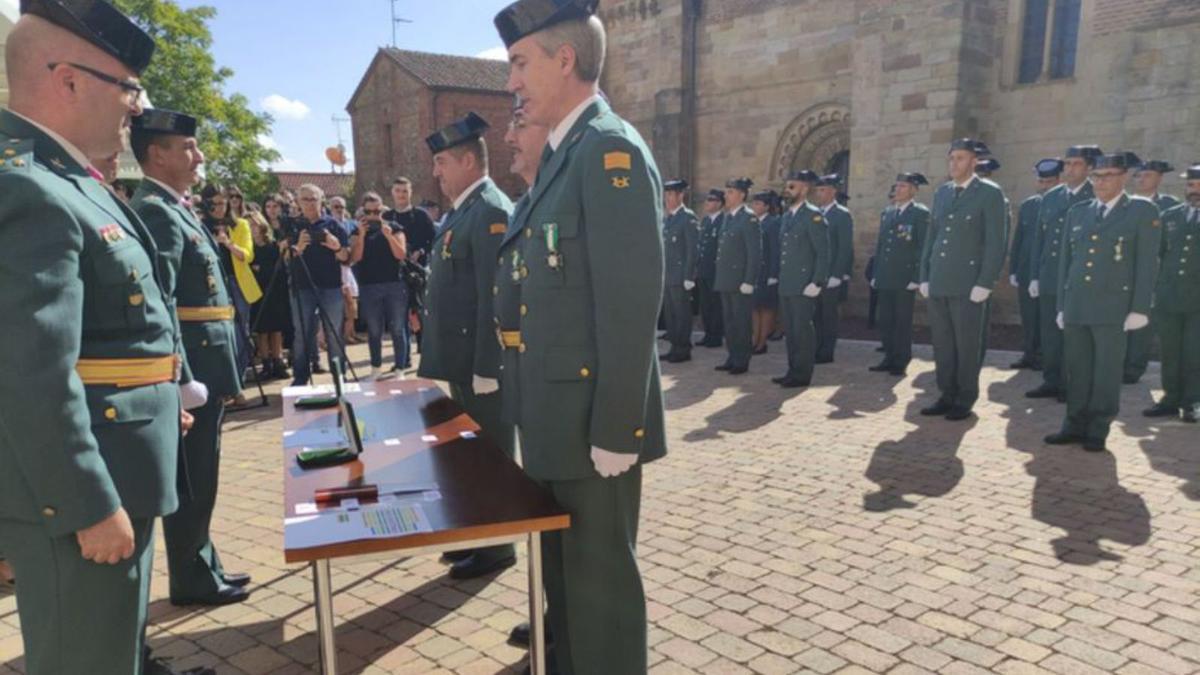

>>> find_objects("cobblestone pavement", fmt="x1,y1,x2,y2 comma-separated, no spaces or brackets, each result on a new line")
2,338,1198,674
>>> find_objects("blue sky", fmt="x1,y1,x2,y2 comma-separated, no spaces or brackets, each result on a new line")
178,0,514,173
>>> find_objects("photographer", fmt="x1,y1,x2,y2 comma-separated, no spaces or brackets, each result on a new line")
350,192,409,380
287,183,350,386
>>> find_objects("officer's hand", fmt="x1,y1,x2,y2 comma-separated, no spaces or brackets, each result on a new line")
1123,312,1149,332
906,282,919,292
408,311,422,333
591,447,637,478
472,375,499,395
969,286,991,304
767,277,779,286
827,276,842,289
296,230,311,253
215,230,231,247
179,380,209,410
322,231,342,251
180,409,194,436
919,282,930,298
739,283,754,295
1009,274,1018,287
683,280,696,291
76,507,135,565
870,278,876,289
803,283,821,298
1028,280,1040,299
1056,312,1065,330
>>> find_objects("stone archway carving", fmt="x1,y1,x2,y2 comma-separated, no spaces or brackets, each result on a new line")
769,102,852,186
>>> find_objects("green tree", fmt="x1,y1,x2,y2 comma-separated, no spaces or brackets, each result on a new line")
113,0,280,199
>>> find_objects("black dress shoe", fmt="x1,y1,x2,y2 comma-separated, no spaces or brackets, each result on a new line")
1025,385,1060,399
767,332,784,342
1183,407,1198,423
715,363,731,371
1122,374,1140,385
1083,438,1107,452
920,400,953,416
1009,358,1035,369
779,377,809,388
752,345,768,355
887,368,907,377
875,346,885,352
771,374,789,384
658,352,673,360
1143,403,1180,418
815,356,834,364
944,406,974,421
1056,392,1067,403
440,550,472,564
145,651,216,675
169,584,250,607
727,366,748,375
508,621,555,649
448,552,517,580
1044,432,1084,446
868,361,892,372
667,353,692,363
222,572,251,588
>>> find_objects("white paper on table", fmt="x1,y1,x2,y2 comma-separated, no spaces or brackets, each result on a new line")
284,502,433,549
283,383,362,398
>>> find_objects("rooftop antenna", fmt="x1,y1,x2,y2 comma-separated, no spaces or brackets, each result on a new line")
390,0,413,48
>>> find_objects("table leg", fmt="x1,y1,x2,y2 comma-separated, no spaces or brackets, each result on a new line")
312,559,338,674
528,532,546,675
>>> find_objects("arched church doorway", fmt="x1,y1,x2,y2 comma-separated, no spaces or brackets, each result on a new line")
769,103,852,190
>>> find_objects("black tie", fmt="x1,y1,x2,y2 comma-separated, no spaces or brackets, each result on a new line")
539,143,554,169
1190,209,1199,227
1098,205,1108,220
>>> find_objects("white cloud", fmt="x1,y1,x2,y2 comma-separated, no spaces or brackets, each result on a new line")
260,94,311,121
475,46,508,61
256,134,279,151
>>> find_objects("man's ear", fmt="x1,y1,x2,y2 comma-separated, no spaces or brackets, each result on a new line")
557,43,577,77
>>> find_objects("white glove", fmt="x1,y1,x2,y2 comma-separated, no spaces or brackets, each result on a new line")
472,375,499,395
827,276,842,289
969,286,991,304
919,282,929,298
870,278,876,289
739,283,754,295
906,282,919,291
683,280,696,291
802,283,821,298
591,447,637,478
1028,280,1040,299
1009,274,1018,287
1056,312,1065,330
179,380,208,410
1123,312,1149,332
767,278,778,286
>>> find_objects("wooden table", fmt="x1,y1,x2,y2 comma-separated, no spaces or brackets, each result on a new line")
282,379,569,674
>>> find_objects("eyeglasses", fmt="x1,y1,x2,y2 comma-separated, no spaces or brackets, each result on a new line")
47,62,145,97
363,209,382,215
331,205,345,210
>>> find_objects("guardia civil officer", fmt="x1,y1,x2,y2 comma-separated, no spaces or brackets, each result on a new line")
714,177,762,374
918,139,1008,420
418,112,517,579
870,173,929,376
1008,158,1063,369
695,188,726,347
1124,159,1182,383
812,174,854,363
1144,165,1200,423
131,109,252,606
493,1,667,671
773,170,828,387
0,2,210,673
661,179,700,362
1027,145,1101,400
1045,152,1160,451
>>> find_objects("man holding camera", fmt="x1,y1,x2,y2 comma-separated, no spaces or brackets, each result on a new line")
288,184,350,386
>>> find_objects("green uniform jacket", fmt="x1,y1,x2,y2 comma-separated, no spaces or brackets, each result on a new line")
920,177,1008,296
419,178,512,384
714,205,762,292
1033,182,1094,291
0,110,182,536
1154,193,1182,213
874,202,929,291
1155,204,1200,313
1057,194,1161,325
133,180,241,398
493,98,666,480
1010,194,1042,286
825,203,855,281
697,212,723,281
663,206,699,286
778,204,830,296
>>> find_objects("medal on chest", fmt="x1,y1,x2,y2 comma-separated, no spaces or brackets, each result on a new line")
441,231,453,260
1114,237,1124,262
544,223,561,269
511,249,523,283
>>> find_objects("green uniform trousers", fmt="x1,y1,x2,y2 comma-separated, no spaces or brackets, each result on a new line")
720,292,753,369
1062,323,1126,442
1123,323,1155,382
814,287,841,361
165,397,228,598
928,296,987,409
697,278,723,341
662,285,693,357
449,381,516,563
0,516,155,674
537,465,646,675
1018,285,1041,363
1039,295,1065,390
877,289,916,370
779,295,817,382
1154,308,1200,408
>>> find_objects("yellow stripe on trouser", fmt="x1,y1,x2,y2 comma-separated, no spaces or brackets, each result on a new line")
176,306,235,322
76,355,178,387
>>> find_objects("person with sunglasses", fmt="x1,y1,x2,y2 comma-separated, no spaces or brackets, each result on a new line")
349,192,409,379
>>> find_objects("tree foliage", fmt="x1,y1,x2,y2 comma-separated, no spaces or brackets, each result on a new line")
113,0,280,199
